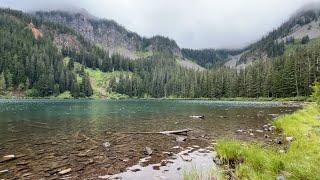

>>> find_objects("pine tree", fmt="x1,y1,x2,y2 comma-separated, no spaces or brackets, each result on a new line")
0,72,6,93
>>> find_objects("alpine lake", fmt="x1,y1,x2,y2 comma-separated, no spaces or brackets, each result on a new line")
0,99,300,179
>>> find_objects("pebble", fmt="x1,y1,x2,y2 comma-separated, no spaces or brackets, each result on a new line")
274,138,282,144
256,130,264,133
269,126,276,131
180,155,192,162
103,142,111,148
249,133,254,136
145,147,153,155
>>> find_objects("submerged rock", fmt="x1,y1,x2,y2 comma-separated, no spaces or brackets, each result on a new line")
236,129,244,133
153,165,160,170
145,147,153,155
58,168,72,175
180,155,192,162
176,136,187,142
0,155,16,163
103,142,111,148
0,169,9,174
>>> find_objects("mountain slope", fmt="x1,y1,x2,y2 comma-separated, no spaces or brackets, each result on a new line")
34,10,182,59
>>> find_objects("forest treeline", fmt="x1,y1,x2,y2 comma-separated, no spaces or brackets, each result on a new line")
111,42,320,98
0,8,319,99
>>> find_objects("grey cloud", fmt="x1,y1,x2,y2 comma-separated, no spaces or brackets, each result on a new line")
1,0,320,49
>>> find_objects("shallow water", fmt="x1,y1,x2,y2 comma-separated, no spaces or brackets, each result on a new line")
0,99,298,179
0,99,297,140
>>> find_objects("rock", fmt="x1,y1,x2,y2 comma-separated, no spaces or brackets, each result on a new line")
279,150,285,153
98,175,119,179
263,125,269,128
0,155,16,163
236,129,244,133
58,168,72,175
192,145,200,148
212,151,218,158
160,161,167,166
130,168,141,172
213,156,222,165
274,138,282,144
103,142,111,148
285,137,294,142
249,133,254,136
276,175,286,180
256,130,264,133
180,155,192,162
172,146,180,149
190,115,205,119
176,136,187,142
0,169,9,174
153,165,160,170
269,126,276,131
264,134,270,138
248,129,253,132
198,149,210,153
145,147,153,155
268,114,279,118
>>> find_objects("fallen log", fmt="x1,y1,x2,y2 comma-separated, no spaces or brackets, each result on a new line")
120,128,192,136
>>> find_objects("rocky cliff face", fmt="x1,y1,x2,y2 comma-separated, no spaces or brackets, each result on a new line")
34,10,182,59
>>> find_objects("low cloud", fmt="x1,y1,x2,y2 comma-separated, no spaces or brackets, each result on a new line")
1,0,320,49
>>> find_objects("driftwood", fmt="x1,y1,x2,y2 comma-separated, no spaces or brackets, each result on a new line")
120,128,192,136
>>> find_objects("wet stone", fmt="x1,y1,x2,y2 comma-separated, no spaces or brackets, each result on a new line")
145,147,153,155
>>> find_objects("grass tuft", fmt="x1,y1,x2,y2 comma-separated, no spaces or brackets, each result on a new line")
216,104,320,179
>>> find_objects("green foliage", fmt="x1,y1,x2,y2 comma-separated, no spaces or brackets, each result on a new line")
0,72,6,93
301,35,310,44
55,91,72,99
312,82,320,105
216,105,320,179
182,48,242,68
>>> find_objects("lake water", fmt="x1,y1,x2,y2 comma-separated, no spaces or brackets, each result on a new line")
0,99,298,179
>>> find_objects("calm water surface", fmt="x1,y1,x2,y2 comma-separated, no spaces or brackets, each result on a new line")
0,99,297,142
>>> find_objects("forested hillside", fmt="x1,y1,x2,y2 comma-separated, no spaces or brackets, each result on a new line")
181,49,242,68
0,9,93,98
0,7,320,99
237,7,320,64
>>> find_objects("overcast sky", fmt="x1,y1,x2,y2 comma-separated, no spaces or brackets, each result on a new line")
1,0,320,49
